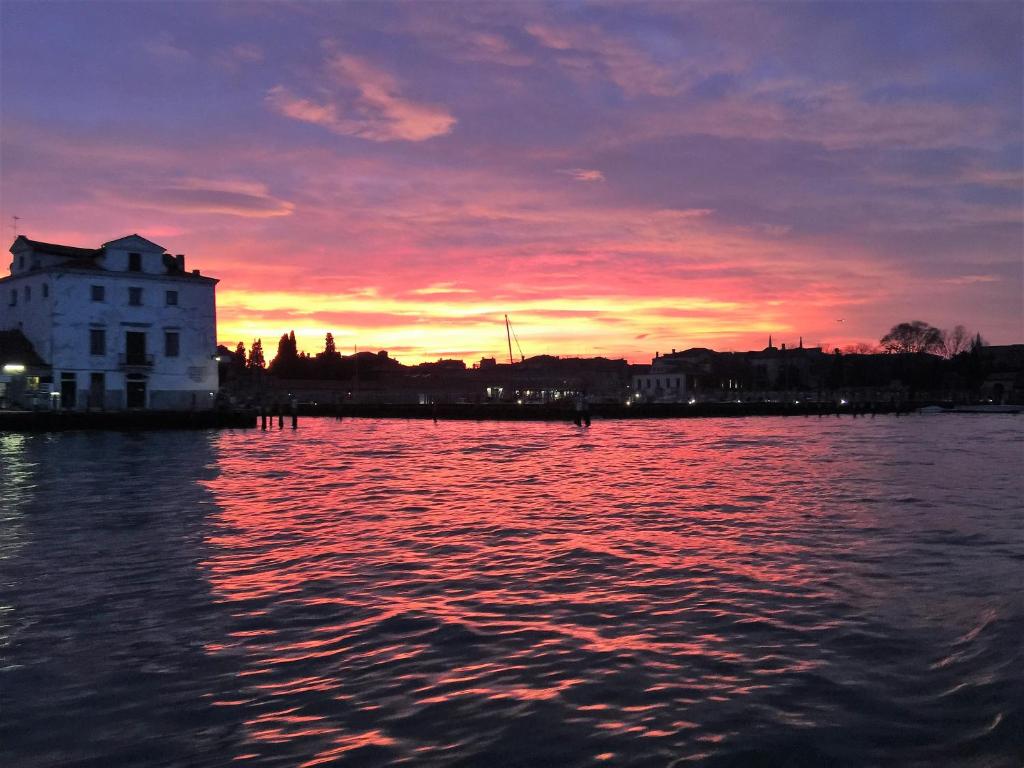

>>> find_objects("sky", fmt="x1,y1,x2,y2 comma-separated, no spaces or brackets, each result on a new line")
1,1,1021,364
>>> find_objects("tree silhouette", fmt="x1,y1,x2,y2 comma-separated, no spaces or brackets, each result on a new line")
941,325,971,358
843,341,881,354
248,338,266,369
880,321,943,354
325,332,336,356
270,330,305,377
232,341,247,372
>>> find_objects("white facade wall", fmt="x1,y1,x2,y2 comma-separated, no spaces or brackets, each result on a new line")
633,372,688,401
0,235,219,410
3,272,54,359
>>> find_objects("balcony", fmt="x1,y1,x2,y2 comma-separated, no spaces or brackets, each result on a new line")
118,353,154,370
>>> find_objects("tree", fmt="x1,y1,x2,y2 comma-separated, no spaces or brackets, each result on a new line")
272,330,298,364
232,341,247,371
880,321,943,354
324,332,336,356
940,325,971,358
843,341,881,355
248,338,266,369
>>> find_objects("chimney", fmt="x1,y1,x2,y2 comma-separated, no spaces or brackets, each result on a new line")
672,348,676,354
192,269,200,276
175,254,185,271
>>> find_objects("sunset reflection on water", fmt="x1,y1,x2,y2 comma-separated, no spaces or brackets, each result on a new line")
1,418,1020,766
187,416,1023,767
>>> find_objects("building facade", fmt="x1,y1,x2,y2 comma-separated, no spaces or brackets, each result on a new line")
0,234,219,410
632,349,703,402
632,341,829,402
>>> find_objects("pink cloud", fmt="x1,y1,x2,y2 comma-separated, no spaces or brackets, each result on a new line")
559,168,605,182
525,21,679,97
266,53,456,142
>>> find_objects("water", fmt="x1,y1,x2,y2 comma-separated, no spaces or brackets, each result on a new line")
1,416,1022,767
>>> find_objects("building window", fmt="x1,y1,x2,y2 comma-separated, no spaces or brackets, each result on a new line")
9,289,16,306
129,287,142,306
18,255,24,270
91,285,105,302
164,331,180,357
24,285,31,302
90,328,106,356
42,283,49,298
128,252,142,272
166,290,178,306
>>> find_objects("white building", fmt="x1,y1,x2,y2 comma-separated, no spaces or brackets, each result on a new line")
0,234,219,410
632,349,701,403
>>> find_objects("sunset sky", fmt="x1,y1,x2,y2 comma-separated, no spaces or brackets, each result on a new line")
1,1,1021,363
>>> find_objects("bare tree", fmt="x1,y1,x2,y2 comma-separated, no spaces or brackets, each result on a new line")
880,321,944,354
940,325,971,358
843,341,881,354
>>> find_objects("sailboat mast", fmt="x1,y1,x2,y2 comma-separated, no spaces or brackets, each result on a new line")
505,314,514,366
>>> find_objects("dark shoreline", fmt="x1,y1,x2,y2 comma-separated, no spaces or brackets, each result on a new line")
320,401,914,421
0,409,257,432
3,401,1005,432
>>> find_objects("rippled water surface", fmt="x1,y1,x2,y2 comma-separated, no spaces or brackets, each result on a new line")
1,416,1023,767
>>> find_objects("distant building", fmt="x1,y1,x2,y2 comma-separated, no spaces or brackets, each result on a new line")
978,344,1024,404
633,339,829,402
632,348,703,402
0,234,219,410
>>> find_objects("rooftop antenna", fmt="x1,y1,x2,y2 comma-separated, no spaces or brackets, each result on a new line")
12,215,21,237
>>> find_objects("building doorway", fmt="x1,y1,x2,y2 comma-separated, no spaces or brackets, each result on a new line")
126,378,146,408
89,372,104,408
60,372,76,409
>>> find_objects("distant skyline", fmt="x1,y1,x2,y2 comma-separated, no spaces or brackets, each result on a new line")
1,1,1021,363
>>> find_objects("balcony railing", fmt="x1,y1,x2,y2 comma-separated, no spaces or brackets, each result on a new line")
118,353,154,369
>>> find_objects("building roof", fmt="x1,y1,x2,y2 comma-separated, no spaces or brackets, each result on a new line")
102,234,166,252
10,235,102,259
4,234,218,283
0,330,49,368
